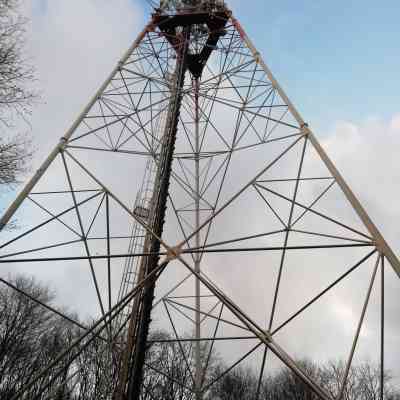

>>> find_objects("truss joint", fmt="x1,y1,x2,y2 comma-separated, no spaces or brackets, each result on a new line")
59,137,68,151
165,245,183,262
262,330,272,343
374,240,386,256
301,122,310,135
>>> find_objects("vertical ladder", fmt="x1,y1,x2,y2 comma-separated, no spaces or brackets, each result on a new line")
116,100,169,331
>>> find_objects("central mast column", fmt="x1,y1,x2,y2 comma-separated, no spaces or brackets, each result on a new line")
194,76,203,400
125,26,191,400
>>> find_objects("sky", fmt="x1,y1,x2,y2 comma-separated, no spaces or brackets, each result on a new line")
1,0,400,390
15,0,400,260
230,0,400,128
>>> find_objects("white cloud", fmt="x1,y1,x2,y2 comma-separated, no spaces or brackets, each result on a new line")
24,0,145,159
321,114,400,256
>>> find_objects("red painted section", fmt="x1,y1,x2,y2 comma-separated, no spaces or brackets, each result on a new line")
231,17,246,39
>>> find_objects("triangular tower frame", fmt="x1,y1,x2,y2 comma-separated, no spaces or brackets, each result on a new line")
1,2,398,399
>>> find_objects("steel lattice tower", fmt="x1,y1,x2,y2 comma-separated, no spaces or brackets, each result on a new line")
0,1,399,399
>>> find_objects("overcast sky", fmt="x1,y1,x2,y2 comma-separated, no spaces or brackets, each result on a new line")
1,0,400,388
15,0,400,252
2,0,395,250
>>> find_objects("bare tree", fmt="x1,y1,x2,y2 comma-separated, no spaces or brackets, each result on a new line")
209,365,258,400
319,360,398,400
207,358,399,400
0,0,35,218
0,272,398,400
0,134,32,189
141,331,200,400
263,360,321,400
0,275,77,399
0,0,35,126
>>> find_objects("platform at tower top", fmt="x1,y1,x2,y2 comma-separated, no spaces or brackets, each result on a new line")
158,0,227,14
